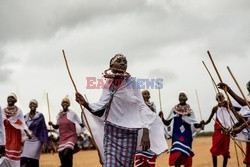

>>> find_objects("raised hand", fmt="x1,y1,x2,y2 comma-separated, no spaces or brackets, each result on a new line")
158,111,164,119
75,92,87,106
217,83,230,92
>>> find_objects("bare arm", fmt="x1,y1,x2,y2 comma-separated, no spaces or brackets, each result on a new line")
218,83,249,106
231,120,250,135
75,92,92,111
158,111,172,126
205,106,217,125
48,122,59,129
194,121,205,129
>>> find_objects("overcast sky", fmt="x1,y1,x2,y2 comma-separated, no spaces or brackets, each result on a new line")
0,0,250,131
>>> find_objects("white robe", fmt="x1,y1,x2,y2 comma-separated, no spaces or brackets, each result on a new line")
233,95,250,142
83,78,168,162
216,107,238,129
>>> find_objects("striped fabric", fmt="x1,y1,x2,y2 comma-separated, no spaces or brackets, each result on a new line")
135,150,156,167
57,115,77,152
170,141,192,156
104,122,138,167
4,119,22,162
5,149,21,161
58,141,75,152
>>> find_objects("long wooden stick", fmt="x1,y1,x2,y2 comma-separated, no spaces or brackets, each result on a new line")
62,50,102,164
202,61,219,94
195,89,203,121
46,93,52,137
227,66,250,109
207,51,239,120
157,82,163,119
158,82,163,112
207,51,249,128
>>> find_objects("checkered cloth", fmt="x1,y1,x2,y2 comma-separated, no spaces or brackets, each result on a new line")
104,122,138,167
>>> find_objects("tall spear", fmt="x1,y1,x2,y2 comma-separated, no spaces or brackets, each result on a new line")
62,50,102,164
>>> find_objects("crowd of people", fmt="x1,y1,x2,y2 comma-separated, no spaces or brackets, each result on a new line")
0,53,249,167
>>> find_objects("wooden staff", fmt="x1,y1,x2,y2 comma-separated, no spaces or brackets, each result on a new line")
46,93,52,137
195,89,203,121
62,50,102,164
158,82,163,119
202,61,219,94
227,66,250,109
207,51,242,122
204,54,245,164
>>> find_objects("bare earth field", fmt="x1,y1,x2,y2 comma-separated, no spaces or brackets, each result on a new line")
40,137,247,167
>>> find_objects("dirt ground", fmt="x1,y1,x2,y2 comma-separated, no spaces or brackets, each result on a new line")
40,137,247,167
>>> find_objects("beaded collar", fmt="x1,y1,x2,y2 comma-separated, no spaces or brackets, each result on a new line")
174,104,191,115
4,106,18,117
103,68,131,79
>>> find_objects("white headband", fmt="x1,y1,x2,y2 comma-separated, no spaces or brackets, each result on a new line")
30,99,38,105
8,93,17,100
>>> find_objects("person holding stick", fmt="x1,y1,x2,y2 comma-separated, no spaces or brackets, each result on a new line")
159,92,204,167
76,54,167,167
48,97,84,167
204,92,234,167
135,90,158,167
21,99,48,167
0,93,31,167
218,81,250,167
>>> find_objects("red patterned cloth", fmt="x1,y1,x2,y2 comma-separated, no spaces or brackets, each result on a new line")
210,118,230,158
169,152,192,167
135,151,156,167
244,142,250,166
4,118,22,161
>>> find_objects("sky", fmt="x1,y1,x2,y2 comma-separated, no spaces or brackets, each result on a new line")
0,0,250,131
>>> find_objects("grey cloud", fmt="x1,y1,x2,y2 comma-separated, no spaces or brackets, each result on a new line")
2,0,250,69
0,68,12,83
148,68,177,83
0,0,150,42
0,50,13,82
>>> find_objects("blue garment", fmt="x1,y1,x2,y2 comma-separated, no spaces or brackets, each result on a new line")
170,114,194,157
25,113,48,143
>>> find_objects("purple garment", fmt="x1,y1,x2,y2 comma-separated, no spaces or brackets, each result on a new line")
25,113,49,143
